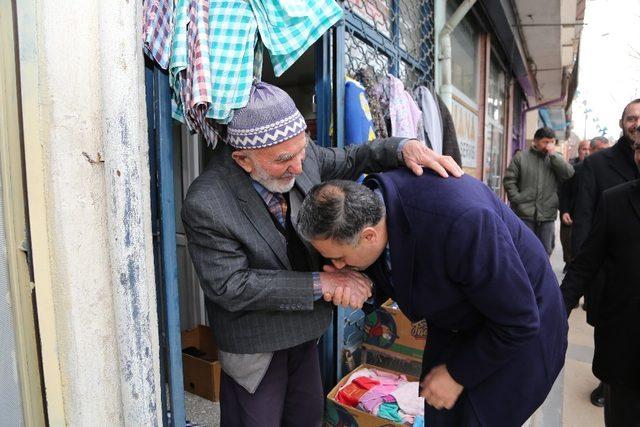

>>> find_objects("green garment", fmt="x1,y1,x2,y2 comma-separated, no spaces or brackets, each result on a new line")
503,148,574,221
377,402,403,423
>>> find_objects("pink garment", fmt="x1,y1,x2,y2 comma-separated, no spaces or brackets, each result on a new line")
387,75,422,138
358,388,397,414
390,381,424,423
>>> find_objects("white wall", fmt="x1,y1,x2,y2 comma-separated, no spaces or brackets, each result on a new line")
16,0,162,424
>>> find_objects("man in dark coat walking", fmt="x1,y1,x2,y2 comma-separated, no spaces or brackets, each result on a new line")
561,140,640,426
298,171,568,427
569,99,640,406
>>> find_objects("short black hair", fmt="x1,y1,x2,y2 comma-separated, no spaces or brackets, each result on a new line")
621,99,640,121
533,127,556,141
298,180,385,245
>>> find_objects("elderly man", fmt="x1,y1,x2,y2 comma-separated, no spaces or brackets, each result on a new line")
561,140,640,425
504,127,574,255
590,136,610,153
298,172,567,427
181,81,462,426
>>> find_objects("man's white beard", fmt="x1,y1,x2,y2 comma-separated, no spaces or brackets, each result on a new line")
250,164,296,193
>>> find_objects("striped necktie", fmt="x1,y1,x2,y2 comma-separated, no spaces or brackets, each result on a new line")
267,192,287,228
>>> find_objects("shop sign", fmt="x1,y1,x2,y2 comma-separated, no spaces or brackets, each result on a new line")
451,99,478,168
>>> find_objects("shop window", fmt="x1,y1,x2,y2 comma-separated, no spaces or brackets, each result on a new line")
447,0,479,102
484,56,508,194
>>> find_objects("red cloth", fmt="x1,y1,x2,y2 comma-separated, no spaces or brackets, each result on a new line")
336,377,380,407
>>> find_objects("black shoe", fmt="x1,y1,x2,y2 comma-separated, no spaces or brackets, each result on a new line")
590,383,605,407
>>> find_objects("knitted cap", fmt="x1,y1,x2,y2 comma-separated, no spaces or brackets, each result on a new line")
227,82,307,149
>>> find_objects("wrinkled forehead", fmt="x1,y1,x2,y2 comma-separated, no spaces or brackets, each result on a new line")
253,132,307,160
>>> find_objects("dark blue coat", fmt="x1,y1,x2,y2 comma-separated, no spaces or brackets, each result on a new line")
364,170,568,426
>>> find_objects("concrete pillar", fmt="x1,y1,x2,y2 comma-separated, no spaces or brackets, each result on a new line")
18,0,163,424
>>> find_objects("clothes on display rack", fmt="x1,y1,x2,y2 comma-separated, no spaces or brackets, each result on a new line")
354,68,389,139
387,75,422,139
345,77,376,145
335,368,424,425
414,86,442,153
143,0,174,69
145,0,342,145
414,86,463,165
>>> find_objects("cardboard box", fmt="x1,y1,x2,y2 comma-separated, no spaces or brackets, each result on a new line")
181,325,221,402
363,300,427,362
325,364,418,427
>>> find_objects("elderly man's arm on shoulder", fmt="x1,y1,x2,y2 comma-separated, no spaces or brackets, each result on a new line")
181,193,315,312
310,137,462,182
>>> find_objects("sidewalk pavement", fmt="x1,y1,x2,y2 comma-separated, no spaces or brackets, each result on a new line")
525,220,604,427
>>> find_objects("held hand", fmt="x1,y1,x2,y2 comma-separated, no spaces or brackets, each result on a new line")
402,139,464,178
420,365,464,410
320,269,372,309
561,212,573,226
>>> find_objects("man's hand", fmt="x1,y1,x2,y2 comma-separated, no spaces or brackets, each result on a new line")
402,139,464,178
420,365,464,410
561,212,573,226
319,267,372,309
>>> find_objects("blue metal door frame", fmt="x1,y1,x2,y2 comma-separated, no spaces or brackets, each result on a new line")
145,62,186,427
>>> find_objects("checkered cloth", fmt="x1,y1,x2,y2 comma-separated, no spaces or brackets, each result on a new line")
142,0,174,70
168,0,343,139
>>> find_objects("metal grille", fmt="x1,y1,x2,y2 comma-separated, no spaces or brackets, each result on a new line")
342,0,435,98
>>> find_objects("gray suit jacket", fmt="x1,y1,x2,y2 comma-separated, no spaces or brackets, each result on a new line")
182,138,405,353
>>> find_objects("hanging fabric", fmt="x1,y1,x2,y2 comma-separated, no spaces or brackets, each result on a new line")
436,93,463,165
355,68,389,139
142,0,174,70
345,77,376,146
415,86,443,154
170,0,342,127
386,75,422,139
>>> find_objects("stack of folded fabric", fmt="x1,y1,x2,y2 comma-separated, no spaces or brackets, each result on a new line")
335,368,425,425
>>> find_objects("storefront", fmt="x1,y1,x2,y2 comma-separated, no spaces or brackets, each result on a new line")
439,0,529,198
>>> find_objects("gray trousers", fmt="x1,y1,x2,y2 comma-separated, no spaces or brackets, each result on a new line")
522,219,555,256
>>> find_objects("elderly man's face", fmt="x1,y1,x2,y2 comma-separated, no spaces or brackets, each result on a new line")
232,132,307,193
620,102,640,143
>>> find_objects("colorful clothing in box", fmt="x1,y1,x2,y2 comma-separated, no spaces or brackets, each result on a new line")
345,77,376,145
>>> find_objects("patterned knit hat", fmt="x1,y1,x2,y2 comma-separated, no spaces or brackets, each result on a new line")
227,82,307,149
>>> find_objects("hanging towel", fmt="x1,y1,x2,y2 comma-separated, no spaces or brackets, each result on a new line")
248,0,343,76
415,86,443,154
170,0,342,125
143,0,174,69
345,77,376,145
387,75,422,139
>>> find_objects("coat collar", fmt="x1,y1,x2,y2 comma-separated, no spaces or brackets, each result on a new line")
603,137,639,182
364,172,416,318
